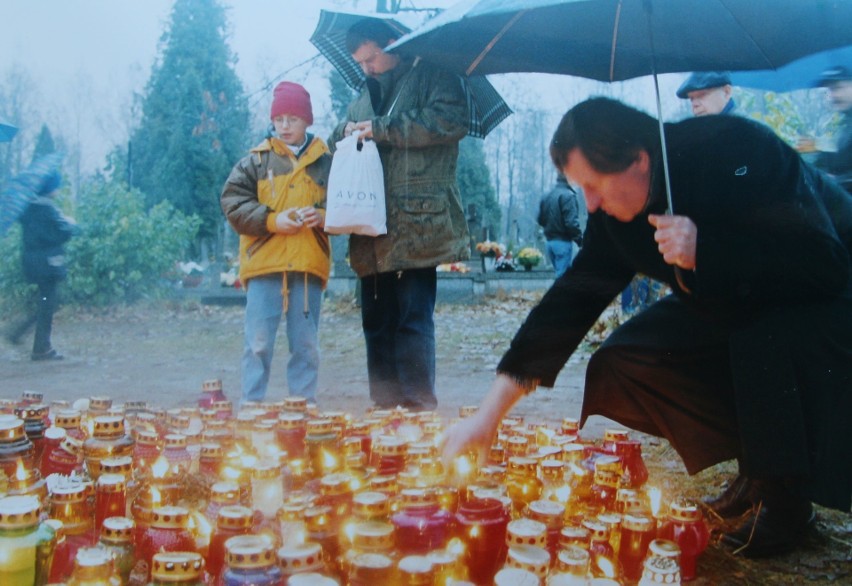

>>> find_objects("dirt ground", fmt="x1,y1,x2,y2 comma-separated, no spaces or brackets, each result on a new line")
1,291,849,584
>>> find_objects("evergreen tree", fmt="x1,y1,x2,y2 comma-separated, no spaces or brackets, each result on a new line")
457,137,501,245
129,0,250,251
31,124,56,163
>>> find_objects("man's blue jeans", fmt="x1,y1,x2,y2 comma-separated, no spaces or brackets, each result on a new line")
546,239,575,278
241,273,322,404
360,268,437,411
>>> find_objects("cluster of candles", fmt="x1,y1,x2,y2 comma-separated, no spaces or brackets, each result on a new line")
0,381,710,586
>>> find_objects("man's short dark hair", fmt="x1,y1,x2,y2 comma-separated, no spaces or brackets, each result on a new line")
346,20,398,54
550,97,659,174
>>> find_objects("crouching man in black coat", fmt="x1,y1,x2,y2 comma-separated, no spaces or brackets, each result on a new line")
442,97,852,558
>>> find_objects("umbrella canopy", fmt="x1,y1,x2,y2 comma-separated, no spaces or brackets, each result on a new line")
0,121,18,143
0,152,64,236
310,9,512,139
730,45,852,92
387,0,852,81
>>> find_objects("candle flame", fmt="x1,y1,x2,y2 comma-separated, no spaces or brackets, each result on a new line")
343,521,358,544
648,486,662,517
15,458,28,481
554,485,572,504
150,486,162,506
597,556,616,578
239,454,259,469
447,537,466,556
151,455,169,479
221,466,241,481
321,449,338,471
453,455,472,476
469,524,481,539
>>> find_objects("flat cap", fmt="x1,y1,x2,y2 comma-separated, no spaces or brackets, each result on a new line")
814,65,852,87
676,71,732,98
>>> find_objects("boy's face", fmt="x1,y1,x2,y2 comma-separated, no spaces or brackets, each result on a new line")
273,115,308,146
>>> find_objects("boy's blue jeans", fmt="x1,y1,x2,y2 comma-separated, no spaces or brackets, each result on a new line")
241,273,322,404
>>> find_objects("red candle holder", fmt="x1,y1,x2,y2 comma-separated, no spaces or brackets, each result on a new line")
656,500,709,581
95,474,126,532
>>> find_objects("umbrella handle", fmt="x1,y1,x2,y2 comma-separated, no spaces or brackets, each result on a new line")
674,266,692,295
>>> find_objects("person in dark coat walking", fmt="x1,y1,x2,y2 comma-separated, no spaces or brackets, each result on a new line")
676,71,737,116
537,173,582,277
6,169,77,360
441,97,852,559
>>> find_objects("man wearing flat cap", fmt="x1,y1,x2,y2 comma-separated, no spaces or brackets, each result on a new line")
677,71,736,116
801,65,852,193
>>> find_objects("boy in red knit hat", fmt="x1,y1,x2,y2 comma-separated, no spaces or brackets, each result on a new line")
221,81,332,405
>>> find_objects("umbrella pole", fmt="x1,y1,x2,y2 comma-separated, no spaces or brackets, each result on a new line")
644,0,691,293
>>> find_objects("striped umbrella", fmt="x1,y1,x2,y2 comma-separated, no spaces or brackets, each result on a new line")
0,152,64,236
0,121,18,143
310,9,511,139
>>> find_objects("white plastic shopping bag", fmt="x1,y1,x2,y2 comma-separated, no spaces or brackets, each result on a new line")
324,132,387,236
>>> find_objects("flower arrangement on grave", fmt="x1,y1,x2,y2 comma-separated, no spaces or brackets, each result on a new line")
516,247,544,270
475,240,505,258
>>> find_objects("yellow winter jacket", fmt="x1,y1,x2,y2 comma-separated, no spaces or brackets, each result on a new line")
221,135,332,286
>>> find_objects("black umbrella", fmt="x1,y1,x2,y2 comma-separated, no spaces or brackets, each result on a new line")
310,9,512,139
388,0,852,290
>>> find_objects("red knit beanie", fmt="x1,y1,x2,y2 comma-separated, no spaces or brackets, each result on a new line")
270,81,313,125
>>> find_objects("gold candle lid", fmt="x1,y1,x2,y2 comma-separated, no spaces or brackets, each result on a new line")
287,573,339,586
283,397,308,412
505,544,551,578
306,418,334,435
622,512,654,532
353,491,389,519
200,442,223,459
15,403,48,421
21,390,44,403
134,428,160,446
369,475,398,494
400,488,437,508
582,519,610,541
54,410,82,429
276,412,306,430
594,454,622,474
559,524,591,548
507,456,537,475
539,458,564,482
210,481,240,504
51,481,88,502
150,506,190,529
0,495,41,528
96,473,126,493
561,417,580,434
352,520,395,551
507,518,547,548
373,436,407,457
202,379,223,392
200,409,218,423
348,552,394,579
304,505,332,532
89,396,113,412
61,435,83,455
74,546,113,569
648,538,681,558
668,499,703,522
560,443,585,462
226,535,276,569
101,455,133,476
163,434,187,449
217,505,254,530
493,567,540,586
0,417,27,442
556,544,590,573
92,415,126,438
527,499,565,528
100,516,134,542
641,555,682,584
319,472,353,496
151,552,205,582
277,541,324,572
398,555,434,585
603,428,630,444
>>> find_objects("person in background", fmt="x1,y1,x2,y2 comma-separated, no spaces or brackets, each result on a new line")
221,82,332,406
441,97,852,558
676,71,736,116
329,19,470,411
7,169,77,360
798,65,852,193
537,173,582,278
